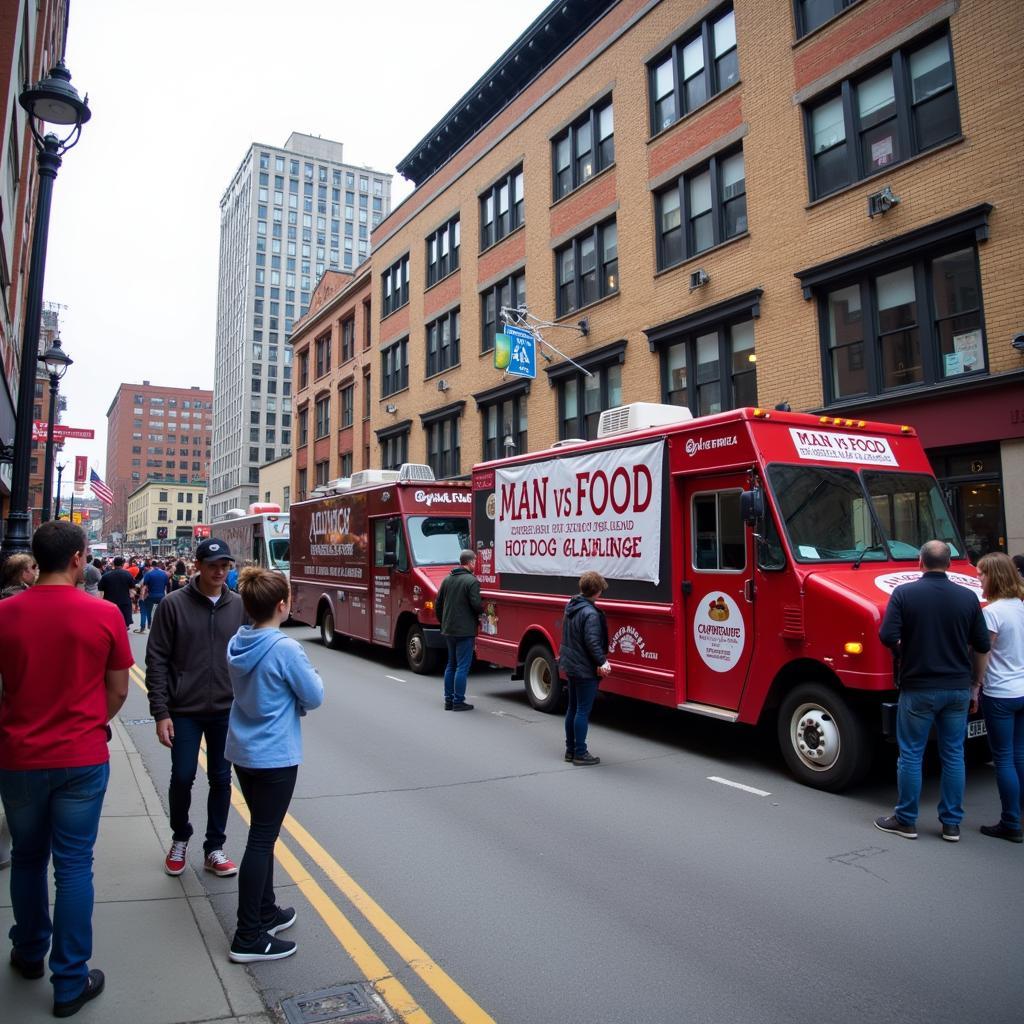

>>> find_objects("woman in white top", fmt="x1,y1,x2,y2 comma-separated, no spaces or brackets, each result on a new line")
973,552,1024,842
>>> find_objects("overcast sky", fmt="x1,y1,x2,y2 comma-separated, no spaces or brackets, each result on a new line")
41,0,542,492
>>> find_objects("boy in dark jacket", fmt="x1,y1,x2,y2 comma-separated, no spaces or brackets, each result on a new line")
559,572,611,765
435,550,483,711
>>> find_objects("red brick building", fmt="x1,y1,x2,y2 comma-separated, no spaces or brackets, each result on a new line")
103,382,213,539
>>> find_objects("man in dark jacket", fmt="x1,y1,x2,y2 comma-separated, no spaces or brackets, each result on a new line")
145,538,246,877
559,572,611,766
97,556,135,628
435,550,482,711
875,539,990,842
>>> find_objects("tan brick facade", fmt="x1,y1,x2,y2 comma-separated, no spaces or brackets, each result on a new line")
361,0,1023,551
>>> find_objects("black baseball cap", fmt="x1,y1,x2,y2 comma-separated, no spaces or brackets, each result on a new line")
195,538,234,563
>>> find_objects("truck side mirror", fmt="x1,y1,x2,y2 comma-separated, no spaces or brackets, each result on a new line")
741,487,765,527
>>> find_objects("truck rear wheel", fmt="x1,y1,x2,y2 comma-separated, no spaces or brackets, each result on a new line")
320,606,342,649
405,623,441,675
777,683,870,792
524,644,563,713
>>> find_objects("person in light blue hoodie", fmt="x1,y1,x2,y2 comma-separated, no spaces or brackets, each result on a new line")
224,567,323,964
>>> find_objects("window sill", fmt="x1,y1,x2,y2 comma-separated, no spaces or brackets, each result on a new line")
379,385,410,402
424,364,461,383
424,266,461,295
549,162,616,211
380,301,409,323
479,222,525,259
653,231,750,280
791,0,867,48
805,135,964,210
647,80,742,146
821,367,995,412
554,289,621,324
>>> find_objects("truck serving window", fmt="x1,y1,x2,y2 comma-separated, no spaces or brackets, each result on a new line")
692,491,745,571
268,538,290,570
863,472,962,558
406,516,470,566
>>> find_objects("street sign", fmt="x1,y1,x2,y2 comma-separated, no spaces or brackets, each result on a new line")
494,324,536,379
32,421,95,442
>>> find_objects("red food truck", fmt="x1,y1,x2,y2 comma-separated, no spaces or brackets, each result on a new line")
471,402,984,791
289,464,472,673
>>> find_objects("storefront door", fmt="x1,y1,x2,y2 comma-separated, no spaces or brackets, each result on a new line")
931,446,1005,562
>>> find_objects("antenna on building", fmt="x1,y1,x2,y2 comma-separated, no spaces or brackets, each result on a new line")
499,305,592,376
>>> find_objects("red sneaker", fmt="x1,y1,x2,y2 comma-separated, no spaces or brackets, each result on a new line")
204,850,238,877
164,839,188,876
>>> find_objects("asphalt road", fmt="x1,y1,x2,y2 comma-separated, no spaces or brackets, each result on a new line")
122,627,1024,1024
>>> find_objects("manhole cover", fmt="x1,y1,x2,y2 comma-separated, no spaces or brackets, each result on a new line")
123,717,154,726
281,983,393,1024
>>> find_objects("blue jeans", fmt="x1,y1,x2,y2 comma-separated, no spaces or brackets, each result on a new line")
982,694,1024,831
0,763,109,1002
138,598,152,629
565,677,599,757
894,688,970,826
443,636,474,704
168,713,232,855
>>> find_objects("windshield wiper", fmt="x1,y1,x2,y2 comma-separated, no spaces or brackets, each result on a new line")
852,543,885,570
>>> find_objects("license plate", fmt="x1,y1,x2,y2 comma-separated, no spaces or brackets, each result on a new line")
967,719,987,739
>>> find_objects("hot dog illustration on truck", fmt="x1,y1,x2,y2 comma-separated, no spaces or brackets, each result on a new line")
289,464,472,673
472,402,983,792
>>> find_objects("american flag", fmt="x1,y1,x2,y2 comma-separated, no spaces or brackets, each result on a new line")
90,468,114,505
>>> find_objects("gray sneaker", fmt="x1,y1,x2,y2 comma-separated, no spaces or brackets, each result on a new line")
874,814,917,839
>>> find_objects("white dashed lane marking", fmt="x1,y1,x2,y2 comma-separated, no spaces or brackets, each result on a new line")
707,776,771,797
385,675,406,683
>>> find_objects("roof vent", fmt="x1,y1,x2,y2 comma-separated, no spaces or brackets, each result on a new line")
349,469,401,489
397,463,435,482
597,403,693,439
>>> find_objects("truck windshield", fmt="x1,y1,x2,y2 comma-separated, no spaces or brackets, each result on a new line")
766,465,962,563
406,517,471,566
268,538,290,570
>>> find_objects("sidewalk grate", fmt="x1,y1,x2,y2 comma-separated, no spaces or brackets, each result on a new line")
281,983,395,1024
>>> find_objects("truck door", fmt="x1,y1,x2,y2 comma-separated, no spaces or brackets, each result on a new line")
682,477,755,710
371,517,407,644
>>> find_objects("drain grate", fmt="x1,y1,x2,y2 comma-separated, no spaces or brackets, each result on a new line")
281,983,394,1024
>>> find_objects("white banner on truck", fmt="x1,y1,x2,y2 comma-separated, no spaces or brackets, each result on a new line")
494,440,663,584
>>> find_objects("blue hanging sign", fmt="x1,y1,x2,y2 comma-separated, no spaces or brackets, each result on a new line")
495,324,536,379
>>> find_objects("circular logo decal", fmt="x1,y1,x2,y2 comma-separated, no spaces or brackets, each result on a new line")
874,571,983,601
693,593,745,673
485,493,496,520
209,543,220,552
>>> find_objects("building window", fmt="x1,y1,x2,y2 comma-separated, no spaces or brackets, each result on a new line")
648,6,738,135
299,350,309,389
340,452,353,477
380,428,409,470
314,395,330,438
795,0,857,38
555,219,618,317
363,371,372,419
426,309,460,377
298,468,307,500
480,166,524,250
426,216,460,286
381,337,409,397
553,99,614,200
340,384,354,428
806,30,959,200
382,254,409,317
425,414,461,479
818,244,984,402
656,148,746,270
315,460,330,487
553,348,625,441
663,320,757,416
315,334,331,378
481,271,526,354
341,317,355,362
480,391,528,460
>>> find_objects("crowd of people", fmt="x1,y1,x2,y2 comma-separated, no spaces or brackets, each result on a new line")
0,525,323,1016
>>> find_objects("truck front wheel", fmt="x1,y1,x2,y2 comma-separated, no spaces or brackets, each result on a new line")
320,606,342,649
777,683,870,792
405,624,441,675
524,644,563,713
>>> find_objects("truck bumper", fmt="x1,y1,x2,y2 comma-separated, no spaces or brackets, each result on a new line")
422,626,446,649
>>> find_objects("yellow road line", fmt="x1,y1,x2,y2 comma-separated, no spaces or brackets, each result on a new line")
127,665,495,1023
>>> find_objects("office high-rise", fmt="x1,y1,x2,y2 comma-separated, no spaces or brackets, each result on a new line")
210,133,392,520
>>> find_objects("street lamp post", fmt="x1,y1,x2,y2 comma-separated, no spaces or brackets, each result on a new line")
0,60,89,561
53,461,66,519
39,336,72,523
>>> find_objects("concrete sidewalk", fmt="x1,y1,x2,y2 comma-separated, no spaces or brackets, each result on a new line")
0,718,272,1024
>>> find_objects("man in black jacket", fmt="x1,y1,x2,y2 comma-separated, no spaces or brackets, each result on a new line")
435,550,483,711
145,538,246,876
875,540,990,842
559,572,611,766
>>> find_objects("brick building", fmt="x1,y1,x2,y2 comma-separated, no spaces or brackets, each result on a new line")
103,382,213,539
359,0,1023,557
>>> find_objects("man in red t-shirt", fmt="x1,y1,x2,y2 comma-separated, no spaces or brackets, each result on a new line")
0,521,132,1018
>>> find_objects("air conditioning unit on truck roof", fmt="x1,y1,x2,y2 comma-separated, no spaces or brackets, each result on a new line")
597,402,693,438
348,463,435,490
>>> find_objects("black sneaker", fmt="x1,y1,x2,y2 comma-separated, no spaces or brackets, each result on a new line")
941,823,961,842
229,932,297,963
980,822,1024,844
53,969,105,1018
452,702,474,711
572,753,601,766
262,906,297,936
874,814,917,839
444,700,453,711
9,948,44,980
564,750,574,763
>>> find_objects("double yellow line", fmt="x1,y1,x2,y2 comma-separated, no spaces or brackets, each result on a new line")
128,666,494,1024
